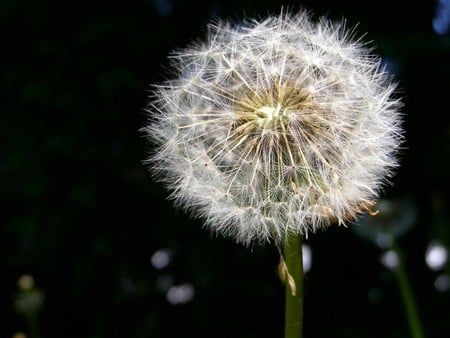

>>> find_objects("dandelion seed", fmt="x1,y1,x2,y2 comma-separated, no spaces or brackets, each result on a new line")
144,10,403,245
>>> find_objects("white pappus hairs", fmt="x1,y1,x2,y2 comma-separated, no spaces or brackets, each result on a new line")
144,9,403,245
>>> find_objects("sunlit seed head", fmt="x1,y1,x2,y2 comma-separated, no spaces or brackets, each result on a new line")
144,9,403,245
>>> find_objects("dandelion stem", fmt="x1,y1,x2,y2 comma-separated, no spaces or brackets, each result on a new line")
284,234,303,338
392,242,425,338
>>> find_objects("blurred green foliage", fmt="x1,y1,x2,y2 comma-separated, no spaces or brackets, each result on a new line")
1,0,449,337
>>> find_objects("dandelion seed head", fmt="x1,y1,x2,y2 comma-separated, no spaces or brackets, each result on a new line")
144,10,403,245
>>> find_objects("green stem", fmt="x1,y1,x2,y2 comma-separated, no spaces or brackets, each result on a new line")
392,242,425,338
25,313,40,338
284,235,303,338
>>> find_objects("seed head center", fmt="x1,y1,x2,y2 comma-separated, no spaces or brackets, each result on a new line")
254,103,288,128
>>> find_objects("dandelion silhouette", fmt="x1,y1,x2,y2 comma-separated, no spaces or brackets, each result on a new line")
144,10,403,245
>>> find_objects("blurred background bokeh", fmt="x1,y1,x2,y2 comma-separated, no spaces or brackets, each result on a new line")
1,0,449,337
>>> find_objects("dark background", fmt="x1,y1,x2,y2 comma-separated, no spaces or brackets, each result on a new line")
1,0,449,337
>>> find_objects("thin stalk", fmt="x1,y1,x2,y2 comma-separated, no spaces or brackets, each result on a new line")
25,313,40,338
392,242,425,338
284,234,303,338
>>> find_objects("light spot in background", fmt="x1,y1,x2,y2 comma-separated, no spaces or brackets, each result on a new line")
433,0,450,35
151,248,172,269
166,283,195,304
425,241,448,271
150,0,173,17
155,274,174,293
17,275,35,291
380,250,399,270
302,244,312,273
12,333,28,338
434,274,450,292
375,233,394,250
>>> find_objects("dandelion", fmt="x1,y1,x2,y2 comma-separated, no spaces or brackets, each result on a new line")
144,9,403,338
144,10,403,245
